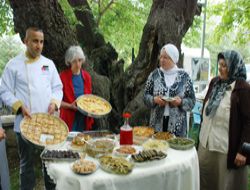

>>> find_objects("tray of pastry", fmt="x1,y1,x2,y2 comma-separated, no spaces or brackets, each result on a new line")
40,149,81,161
76,94,112,118
20,113,68,148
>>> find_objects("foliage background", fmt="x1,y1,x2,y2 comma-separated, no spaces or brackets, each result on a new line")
0,0,249,76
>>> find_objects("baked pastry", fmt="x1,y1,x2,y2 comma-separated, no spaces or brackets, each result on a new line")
20,113,68,146
72,159,97,174
76,95,112,116
133,126,154,137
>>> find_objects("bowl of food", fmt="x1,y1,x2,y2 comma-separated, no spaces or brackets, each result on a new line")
86,138,115,158
133,126,154,145
69,133,92,152
168,137,195,150
142,139,169,151
99,155,134,175
114,145,137,157
153,132,175,141
71,159,98,175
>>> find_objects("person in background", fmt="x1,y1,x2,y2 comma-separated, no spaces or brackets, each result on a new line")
0,27,63,190
0,118,10,190
143,43,195,137
60,46,94,132
0,128,6,140
198,50,250,190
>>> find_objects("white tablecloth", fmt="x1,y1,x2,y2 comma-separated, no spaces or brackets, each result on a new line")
46,144,199,190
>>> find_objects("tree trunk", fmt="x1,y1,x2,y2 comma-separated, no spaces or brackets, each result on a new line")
9,0,78,71
9,0,199,131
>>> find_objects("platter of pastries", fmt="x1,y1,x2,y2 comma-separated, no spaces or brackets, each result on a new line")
71,159,98,175
76,94,112,118
20,113,68,147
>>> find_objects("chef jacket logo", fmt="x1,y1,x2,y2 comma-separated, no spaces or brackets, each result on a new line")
42,65,49,71
41,65,49,74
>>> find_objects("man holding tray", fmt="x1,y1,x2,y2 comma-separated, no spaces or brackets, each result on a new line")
0,27,63,190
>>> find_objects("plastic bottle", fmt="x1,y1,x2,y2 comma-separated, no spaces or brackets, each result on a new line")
120,113,133,145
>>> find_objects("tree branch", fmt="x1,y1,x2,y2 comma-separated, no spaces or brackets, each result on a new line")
97,0,114,26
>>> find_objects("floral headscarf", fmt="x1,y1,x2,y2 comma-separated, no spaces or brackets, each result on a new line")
205,50,246,117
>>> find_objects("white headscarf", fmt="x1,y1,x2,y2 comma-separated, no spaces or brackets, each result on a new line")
161,43,179,64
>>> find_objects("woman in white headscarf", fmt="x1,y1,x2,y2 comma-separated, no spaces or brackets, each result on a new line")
144,43,195,137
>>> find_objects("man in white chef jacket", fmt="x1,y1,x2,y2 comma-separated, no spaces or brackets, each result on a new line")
0,27,63,190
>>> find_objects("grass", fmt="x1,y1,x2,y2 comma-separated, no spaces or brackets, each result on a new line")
10,165,44,190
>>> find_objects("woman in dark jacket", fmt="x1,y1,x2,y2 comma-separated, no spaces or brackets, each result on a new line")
198,50,250,190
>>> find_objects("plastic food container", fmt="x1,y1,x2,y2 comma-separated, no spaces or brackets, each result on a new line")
85,138,115,158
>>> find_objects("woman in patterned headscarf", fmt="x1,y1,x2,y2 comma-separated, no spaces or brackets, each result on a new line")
143,44,195,137
198,50,250,190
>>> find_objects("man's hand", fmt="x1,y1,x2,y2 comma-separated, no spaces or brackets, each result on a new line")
48,103,57,115
154,96,167,107
21,105,31,118
0,128,6,141
234,153,247,167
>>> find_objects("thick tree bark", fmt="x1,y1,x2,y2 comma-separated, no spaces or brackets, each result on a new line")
9,0,199,131
9,0,78,71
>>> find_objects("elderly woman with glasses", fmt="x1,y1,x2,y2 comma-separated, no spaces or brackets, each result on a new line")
60,46,94,132
143,43,195,137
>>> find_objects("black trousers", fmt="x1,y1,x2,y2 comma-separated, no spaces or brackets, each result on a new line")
163,116,169,132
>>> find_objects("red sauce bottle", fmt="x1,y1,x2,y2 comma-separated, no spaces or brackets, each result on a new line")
120,112,133,145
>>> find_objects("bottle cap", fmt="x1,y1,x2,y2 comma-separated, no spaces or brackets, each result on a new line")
123,112,131,118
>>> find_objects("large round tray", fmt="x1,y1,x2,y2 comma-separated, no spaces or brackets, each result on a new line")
168,137,195,150
76,94,112,118
20,113,68,149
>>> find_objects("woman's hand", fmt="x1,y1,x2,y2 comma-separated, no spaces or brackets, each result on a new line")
70,101,78,111
234,153,247,167
169,96,182,107
154,96,167,107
